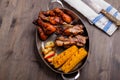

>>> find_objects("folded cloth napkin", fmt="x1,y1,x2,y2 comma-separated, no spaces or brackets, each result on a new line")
64,0,120,36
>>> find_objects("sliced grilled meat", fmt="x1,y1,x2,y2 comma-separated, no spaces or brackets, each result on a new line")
63,25,84,36
55,35,88,48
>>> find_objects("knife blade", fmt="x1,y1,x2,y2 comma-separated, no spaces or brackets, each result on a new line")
82,0,120,27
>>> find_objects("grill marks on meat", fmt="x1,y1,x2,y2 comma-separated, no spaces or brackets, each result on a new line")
39,11,64,25
37,19,56,35
53,8,72,24
55,24,87,48
75,35,88,46
55,35,88,48
38,8,72,25
44,10,56,16
55,24,84,36
37,27,48,41
33,8,88,45
63,25,84,36
33,8,73,41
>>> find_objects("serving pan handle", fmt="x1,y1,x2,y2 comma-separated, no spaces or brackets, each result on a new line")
47,0,64,10
61,71,80,80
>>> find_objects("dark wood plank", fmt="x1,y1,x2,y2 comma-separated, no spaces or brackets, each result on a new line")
0,0,56,80
0,0,120,80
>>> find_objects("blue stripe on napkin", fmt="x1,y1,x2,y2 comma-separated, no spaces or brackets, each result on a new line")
92,6,113,24
103,12,118,32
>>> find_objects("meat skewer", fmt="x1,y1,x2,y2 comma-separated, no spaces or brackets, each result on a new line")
55,35,88,48
55,24,84,36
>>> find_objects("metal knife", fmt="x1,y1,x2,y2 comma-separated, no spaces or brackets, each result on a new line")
82,0,120,27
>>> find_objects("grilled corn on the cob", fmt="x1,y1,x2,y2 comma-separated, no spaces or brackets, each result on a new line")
61,48,87,73
52,45,78,68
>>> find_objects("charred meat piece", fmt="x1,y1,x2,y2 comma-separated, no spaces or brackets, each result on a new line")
55,24,84,36
55,35,88,48
37,27,48,41
44,10,56,16
38,11,49,21
75,35,88,46
55,36,74,48
54,8,72,24
55,27,64,35
49,16,64,25
37,19,56,35
63,25,84,36
39,11,64,25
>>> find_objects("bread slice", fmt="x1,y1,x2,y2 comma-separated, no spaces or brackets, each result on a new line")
61,48,87,73
52,45,78,68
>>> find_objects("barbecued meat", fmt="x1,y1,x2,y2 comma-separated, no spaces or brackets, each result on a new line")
33,8,88,45
63,25,84,36
37,27,48,41
55,35,88,48
54,8,72,23
39,11,64,25
33,18,56,40
55,24,84,36
55,27,64,35
49,16,64,25
37,19,56,35
75,35,87,46
44,10,56,16
38,12,49,21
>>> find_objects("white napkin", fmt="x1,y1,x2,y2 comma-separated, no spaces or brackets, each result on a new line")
64,0,120,36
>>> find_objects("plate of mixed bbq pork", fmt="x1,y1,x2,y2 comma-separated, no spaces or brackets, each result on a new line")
33,7,89,74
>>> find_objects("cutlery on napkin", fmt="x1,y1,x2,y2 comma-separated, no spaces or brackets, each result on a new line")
82,0,120,27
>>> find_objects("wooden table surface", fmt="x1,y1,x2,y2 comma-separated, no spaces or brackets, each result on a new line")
0,0,120,80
